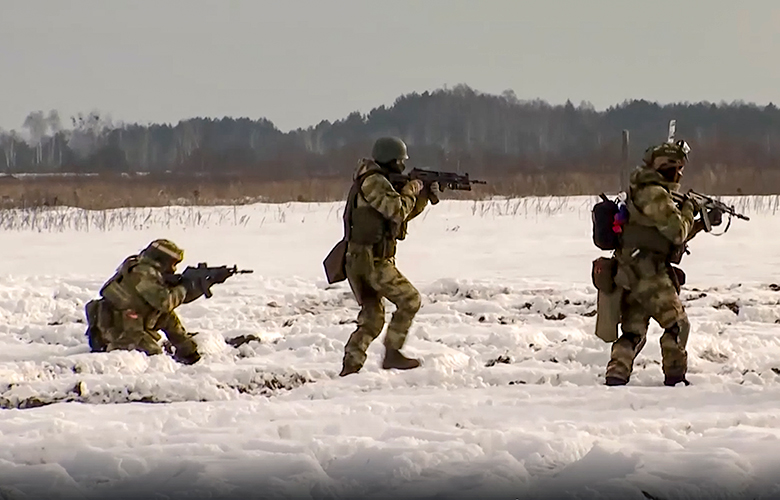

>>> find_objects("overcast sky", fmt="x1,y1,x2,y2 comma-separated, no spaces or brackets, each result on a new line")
1,0,778,132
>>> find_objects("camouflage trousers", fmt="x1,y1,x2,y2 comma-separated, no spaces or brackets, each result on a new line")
607,254,690,383
85,298,197,357
343,245,421,369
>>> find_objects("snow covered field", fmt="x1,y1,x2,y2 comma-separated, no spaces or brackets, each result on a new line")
2,196,780,500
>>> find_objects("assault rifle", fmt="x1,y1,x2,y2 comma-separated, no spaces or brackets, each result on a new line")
165,263,253,299
670,189,750,233
387,167,486,204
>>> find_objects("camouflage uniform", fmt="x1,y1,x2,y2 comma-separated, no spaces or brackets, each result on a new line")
340,138,431,376
84,239,201,364
606,141,709,387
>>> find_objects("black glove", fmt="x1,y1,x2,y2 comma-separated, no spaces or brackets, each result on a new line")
707,207,724,227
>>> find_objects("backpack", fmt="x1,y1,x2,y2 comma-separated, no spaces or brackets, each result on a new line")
592,193,628,250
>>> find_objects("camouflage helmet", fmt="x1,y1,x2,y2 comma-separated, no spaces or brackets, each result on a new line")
642,140,691,171
142,239,184,267
371,137,409,165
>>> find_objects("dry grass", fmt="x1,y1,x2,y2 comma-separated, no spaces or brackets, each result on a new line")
0,166,779,210
0,174,349,210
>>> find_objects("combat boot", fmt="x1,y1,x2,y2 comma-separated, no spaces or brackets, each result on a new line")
382,348,420,370
339,357,362,377
663,374,690,387
605,376,628,386
172,336,201,365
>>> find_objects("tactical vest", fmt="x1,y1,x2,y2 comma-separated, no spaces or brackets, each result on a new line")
619,188,680,260
345,171,399,259
99,256,154,315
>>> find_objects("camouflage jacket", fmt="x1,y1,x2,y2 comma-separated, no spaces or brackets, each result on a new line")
100,254,187,324
618,166,696,261
348,158,427,258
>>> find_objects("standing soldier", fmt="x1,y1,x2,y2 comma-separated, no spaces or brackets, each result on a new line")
84,239,202,365
339,137,438,376
604,140,722,386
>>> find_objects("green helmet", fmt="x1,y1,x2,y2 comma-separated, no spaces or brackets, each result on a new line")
642,140,690,168
142,239,184,268
371,137,409,165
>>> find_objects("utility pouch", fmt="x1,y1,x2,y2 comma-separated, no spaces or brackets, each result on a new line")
591,257,617,293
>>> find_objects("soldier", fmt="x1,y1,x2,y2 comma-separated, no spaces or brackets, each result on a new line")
339,137,438,376
84,239,202,365
605,140,722,387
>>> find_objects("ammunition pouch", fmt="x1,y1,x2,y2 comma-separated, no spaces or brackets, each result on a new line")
591,257,617,292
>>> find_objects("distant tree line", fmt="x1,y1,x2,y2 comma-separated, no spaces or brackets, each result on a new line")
2,84,779,180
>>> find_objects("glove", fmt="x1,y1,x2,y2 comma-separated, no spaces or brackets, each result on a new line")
707,206,724,227
401,179,424,197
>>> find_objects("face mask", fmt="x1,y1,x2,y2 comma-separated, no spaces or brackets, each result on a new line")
382,160,405,174
658,163,683,183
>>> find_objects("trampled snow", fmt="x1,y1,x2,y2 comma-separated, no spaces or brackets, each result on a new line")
1,196,780,499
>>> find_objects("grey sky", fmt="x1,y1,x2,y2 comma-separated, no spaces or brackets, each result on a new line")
1,0,778,132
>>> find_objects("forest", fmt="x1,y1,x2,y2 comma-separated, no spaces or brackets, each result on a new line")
1,84,779,204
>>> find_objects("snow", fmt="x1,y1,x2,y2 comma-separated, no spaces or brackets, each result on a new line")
1,196,780,499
